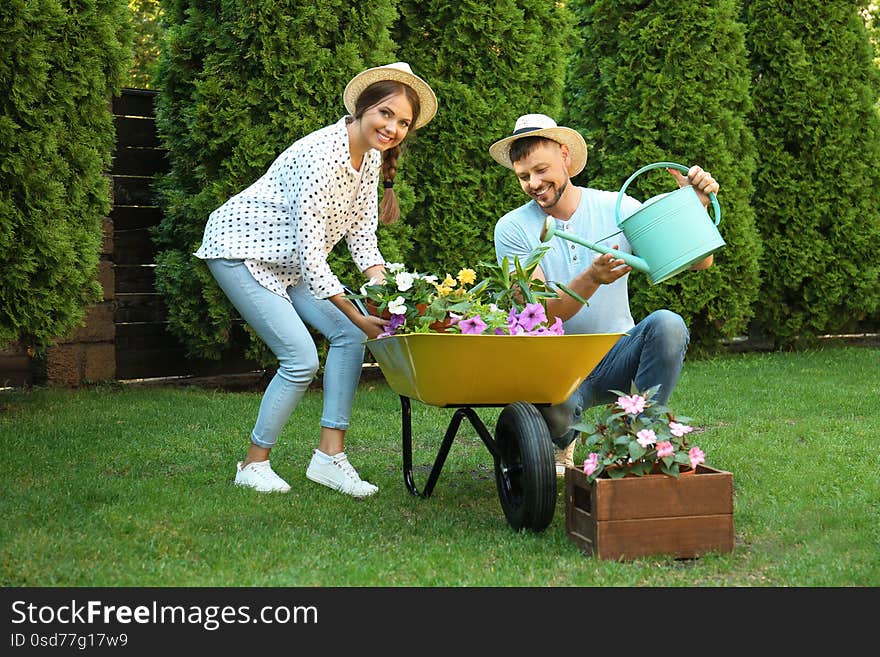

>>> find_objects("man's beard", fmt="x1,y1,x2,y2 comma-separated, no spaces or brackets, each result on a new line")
535,180,567,209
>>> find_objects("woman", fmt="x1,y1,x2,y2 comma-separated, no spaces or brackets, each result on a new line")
195,62,437,498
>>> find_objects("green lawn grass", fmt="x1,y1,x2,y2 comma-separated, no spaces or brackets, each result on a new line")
2,344,878,586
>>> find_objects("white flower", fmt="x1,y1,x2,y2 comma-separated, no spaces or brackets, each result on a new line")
395,271,415,292
387,262,405,273
388,296,407,315
422,274,439,283
360,276,384,295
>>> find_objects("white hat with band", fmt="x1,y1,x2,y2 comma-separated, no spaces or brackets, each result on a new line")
489,113,587,176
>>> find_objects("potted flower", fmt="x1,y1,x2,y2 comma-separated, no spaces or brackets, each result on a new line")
564,385,734,560
353,263,447,328
348,245,587,337
571,384,706,481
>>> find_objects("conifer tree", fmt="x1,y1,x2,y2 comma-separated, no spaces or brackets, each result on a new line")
745,0,880,344
564,0,760,347
392,0,578,275
0,0,133,349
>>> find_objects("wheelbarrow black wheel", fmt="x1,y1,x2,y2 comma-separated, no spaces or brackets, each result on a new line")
493,401,556,532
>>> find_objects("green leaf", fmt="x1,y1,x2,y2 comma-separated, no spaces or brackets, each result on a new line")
570,421,597,433
523,244,551,270
500,257,510,288
628,441,646,461
552,281,590,306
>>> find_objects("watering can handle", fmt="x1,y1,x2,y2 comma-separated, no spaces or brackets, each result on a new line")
614,161,721,228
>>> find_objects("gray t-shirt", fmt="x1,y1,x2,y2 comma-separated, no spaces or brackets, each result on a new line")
493,187,641,335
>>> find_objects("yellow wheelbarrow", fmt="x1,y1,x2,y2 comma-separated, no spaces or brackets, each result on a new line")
366,332,624,532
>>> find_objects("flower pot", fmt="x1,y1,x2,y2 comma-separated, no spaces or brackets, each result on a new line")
564,464,734,560
365,300,451,332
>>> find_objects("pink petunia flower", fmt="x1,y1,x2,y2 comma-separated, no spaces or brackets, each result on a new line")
516,303,547,332
669,421,694,437
617,394,647,415
583,453,599,476
688,446,706,469
459,315,487,335
636,429,657,447
656,441,674,458
548,316,565,335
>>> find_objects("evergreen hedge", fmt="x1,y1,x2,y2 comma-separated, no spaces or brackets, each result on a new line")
151,1,880,362
153,0,401,361
392,0,578,275
0,0,132,349
745,0,880,345
564,0,761,347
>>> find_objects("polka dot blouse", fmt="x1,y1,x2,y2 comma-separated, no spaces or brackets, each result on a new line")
194,117,385,300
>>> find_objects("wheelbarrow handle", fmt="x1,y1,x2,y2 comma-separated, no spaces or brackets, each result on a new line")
343,285,370,317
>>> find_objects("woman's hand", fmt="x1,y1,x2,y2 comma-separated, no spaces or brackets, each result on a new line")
329,293,388,339
357,313,389,340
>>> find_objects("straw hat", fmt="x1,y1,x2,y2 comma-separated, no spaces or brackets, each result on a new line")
489,114,587,176
343,62,437,129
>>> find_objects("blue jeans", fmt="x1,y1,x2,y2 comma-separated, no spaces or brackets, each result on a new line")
541,309,689,446
206,259,366,449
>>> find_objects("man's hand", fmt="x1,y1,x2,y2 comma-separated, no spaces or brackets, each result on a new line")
667,165,719,208
587,245,632,285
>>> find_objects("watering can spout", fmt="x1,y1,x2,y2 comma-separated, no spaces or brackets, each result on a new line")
539,216,650,273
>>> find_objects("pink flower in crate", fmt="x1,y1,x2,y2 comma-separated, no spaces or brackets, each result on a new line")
669,421,693,437
617,394,646,415
583,453,599,476
656,441,674,458
688,446,706,470
636,429,656,448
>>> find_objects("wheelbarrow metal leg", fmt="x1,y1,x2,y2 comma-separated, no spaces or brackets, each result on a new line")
457,407,500,461
401,395,419,496
400,396,497,499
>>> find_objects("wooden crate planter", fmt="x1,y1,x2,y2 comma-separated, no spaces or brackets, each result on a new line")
565,464,734,560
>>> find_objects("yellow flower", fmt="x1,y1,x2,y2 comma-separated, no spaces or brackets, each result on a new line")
435,284,453,297
456,268,476,286
442,274,457,288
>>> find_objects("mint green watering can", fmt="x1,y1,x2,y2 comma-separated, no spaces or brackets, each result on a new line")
540,161,725,285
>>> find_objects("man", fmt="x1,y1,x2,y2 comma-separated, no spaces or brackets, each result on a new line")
489,114,719,476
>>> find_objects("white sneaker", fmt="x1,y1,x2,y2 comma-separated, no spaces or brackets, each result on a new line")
305,451,378,498
234,460,291,493
554,441,576,478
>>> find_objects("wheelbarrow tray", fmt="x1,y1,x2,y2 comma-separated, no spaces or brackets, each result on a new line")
366,333,625,407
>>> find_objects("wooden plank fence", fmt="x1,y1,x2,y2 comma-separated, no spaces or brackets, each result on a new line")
1,88,261,387
111,88,259,381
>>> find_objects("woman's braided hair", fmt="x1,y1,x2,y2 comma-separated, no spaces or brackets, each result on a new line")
353,80,421,224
